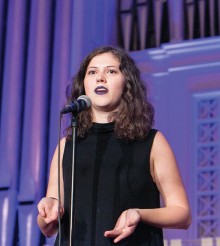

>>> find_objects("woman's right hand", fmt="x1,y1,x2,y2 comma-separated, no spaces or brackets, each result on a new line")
37,197,64,225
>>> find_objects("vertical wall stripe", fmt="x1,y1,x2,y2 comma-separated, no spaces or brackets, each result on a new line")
70,0,118,75
45,2,73,244
0,1,29,244
0,190,17,246
17,1,55,245
47,0,73,177
18,0,54,202
0,0,28,189
18,204,39,246
0,0,8,110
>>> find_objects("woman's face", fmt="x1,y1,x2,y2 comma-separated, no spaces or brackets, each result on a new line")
84,52,126,115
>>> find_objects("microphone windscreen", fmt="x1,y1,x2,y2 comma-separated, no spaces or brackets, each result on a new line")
77,95,92,109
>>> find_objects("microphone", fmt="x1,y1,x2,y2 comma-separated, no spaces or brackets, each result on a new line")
60,95,91,114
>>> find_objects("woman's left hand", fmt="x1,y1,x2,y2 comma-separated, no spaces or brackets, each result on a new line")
104,209,141,243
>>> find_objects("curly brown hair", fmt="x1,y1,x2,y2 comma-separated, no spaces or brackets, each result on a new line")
65,46,154,140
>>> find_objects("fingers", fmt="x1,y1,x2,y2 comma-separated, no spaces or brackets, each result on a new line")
113,229,132,243
37,197,64,224
45,205,60,221
42,209,59,225
104,209,140,243
104,229,124,243
104,229,120,238
38,208,46,217
104,227,135,243
37,203,46,217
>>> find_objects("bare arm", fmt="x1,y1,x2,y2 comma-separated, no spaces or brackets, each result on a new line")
37,137,66,237
105,131,191,243
137,131,191,229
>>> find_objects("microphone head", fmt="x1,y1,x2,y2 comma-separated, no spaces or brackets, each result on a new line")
77,95,92,109
60,95,92,114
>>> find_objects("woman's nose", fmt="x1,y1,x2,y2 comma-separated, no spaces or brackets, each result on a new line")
96,73,107,83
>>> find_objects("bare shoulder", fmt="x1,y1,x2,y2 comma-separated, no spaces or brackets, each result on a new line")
50,137,67,167
152,131,174,157
150,130,180,183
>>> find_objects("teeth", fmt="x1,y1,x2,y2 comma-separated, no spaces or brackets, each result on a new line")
95,86,108,93
97,88,106,92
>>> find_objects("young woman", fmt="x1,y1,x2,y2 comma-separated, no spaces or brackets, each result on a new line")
37,46,191,245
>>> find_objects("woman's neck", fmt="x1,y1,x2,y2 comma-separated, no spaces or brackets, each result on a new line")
92,109,113,123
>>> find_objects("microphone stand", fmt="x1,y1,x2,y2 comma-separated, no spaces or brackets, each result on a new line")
69,114,78,246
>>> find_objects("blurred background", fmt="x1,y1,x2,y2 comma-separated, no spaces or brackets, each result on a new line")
0,0,220,245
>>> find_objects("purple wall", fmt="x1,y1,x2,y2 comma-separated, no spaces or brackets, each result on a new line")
0,0,220,245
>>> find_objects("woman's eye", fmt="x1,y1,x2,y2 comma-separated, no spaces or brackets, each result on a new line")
108,69,117,74
88,70,96,75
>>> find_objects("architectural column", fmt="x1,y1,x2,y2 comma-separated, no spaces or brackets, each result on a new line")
70,0,118,75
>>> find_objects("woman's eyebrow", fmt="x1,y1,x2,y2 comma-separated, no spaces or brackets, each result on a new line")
87,65,119,69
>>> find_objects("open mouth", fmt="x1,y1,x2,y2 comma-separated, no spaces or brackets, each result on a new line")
94,86,109,95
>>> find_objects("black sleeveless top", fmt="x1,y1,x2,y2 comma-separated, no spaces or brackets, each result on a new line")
55,123,163,246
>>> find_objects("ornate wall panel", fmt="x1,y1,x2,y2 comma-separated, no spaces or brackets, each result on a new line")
193,92,220,237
